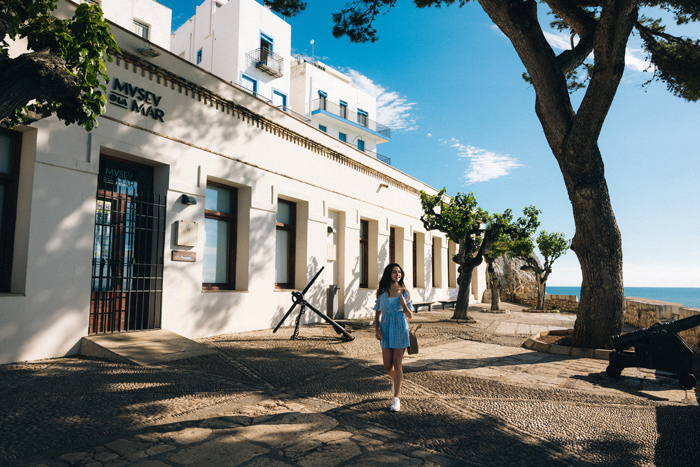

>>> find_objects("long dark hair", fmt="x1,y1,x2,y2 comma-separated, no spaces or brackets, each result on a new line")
376,263,406,298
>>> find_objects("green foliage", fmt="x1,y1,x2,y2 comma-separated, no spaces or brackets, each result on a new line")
1,0,119,131
263,0,306,18
511,229,571,278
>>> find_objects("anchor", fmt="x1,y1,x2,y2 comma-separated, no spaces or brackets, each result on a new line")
273,266,355,341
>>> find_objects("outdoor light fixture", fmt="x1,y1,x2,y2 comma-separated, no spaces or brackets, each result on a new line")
180,194,197,205
138,47,161,58
327,226,337,234
379,183,389,189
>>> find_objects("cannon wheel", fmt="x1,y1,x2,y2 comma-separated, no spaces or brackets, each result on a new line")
606,364,622,379
679,373,697,390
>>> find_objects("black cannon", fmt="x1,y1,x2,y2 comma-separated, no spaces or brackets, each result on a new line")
607,313,700,389
273,267,354,342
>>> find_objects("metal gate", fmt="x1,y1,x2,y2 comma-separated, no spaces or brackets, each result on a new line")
90,183,166,334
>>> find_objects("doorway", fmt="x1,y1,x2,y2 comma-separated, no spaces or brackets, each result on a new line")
89,156,166,334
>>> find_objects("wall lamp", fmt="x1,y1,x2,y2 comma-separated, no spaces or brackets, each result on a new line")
379,183,389,189
327,226,337,234
180,194,197,205
138,47,161,58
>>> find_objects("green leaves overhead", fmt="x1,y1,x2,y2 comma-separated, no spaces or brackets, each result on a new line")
1,0,119,130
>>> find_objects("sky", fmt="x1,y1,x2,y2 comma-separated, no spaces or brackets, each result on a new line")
159,0,700,288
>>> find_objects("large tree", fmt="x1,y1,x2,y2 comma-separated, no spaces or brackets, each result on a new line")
420,189,538,321
0,0,118,131
269,0,700,348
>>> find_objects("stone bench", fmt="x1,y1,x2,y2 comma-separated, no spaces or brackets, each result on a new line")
413,302,435,312
439,300,456,309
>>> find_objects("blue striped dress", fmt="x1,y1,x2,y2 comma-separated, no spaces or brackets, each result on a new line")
374,291,414,349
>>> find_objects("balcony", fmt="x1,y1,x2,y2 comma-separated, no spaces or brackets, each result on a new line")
246,48,284,78
311,99,391,142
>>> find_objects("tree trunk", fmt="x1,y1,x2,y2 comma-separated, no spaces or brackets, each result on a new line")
487,261,500,311
536,277,546,311
452,264,473,321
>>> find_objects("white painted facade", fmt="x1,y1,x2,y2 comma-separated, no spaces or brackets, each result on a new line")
289,58,390,161
79,0,172,50
170,0,292,109
0,0,485,365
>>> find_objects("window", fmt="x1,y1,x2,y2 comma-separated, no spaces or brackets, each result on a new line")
241,74,257,96
357,109,368,127
389,227,396,264
319,125,327,132
412,232,425,288
196,48,203,65
340,100,348,119
133,20,149,40
260,33,273,65
432,237,442,288
357,139,365,152
272,90,287,110
276,200,296,288
203,183,237,290
318,90,327,110
448,241,457,288
359,220,369,288
338,132,346,142
0,130,20,292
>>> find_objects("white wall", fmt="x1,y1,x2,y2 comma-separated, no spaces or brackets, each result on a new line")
92,0,172,49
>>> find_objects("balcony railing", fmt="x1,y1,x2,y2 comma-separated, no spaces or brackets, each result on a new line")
311,99,391,141
374,152,392,165
246,48,284,78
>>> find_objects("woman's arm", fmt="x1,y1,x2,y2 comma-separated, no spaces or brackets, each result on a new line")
374,309,382,340
399,289,413,320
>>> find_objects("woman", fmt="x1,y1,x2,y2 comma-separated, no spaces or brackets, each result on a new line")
373,263,414,412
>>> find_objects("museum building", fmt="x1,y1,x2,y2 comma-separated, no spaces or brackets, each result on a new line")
0,0,485,364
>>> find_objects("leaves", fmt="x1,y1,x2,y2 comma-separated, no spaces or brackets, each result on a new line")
1,0,119,130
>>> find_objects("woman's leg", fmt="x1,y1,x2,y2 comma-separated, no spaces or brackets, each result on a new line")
382,347,395,381
391,348,405,397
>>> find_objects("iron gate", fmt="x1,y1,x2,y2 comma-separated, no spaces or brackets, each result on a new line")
90,183,166,334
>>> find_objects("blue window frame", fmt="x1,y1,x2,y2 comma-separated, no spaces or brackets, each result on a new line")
319,125,327,132
357,139,365,151
272,90,287,109
357,109,368,127
241,74,257,96
339,132,346,142
196,48,203,65
261,33,274,53
339,100,348,119
318,90,327,110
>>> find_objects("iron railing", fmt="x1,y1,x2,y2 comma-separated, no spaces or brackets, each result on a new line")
246,48,284,78
311,99,391,141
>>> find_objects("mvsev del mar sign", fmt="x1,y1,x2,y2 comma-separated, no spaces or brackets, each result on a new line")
109,78,165,122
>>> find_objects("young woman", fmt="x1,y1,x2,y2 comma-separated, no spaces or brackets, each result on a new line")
373,263,414,412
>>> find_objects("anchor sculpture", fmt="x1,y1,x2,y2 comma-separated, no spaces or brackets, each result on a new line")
273,267,355,342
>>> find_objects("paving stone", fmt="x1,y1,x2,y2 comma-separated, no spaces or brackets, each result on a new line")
104,439,150,461
166,436,268,466
234,412,339,448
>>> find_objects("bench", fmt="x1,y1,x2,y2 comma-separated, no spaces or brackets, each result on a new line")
439,300,457,309
413,302,434,312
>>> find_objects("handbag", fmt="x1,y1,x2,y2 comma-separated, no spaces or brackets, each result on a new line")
408,324,421,355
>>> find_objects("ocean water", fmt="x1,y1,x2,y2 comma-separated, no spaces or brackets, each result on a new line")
547,286,700,309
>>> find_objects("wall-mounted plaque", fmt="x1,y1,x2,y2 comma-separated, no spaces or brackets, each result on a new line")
172,250,196,262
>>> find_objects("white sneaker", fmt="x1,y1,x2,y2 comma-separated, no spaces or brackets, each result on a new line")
390,397,401,412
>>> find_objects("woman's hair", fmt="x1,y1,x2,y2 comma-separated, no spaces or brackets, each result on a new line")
376,263,406,298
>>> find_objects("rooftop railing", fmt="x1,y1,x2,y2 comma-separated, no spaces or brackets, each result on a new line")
311,99,391,141
246,48,284,78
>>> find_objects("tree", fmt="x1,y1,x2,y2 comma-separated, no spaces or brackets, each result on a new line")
0,0,118,131
484,207,541,311
268,0,700,348
420,189,538,321
512,230,571,311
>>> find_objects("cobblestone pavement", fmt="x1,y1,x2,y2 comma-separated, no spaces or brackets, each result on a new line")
1,303,699,466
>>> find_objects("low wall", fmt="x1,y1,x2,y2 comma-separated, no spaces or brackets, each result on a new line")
622,297,700,352
483,289,579,313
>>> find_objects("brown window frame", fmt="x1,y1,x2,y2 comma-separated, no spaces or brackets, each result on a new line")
359,220,369,288
389,227,396,265
0,129,20,293
275,199,296,289
202,182,238,291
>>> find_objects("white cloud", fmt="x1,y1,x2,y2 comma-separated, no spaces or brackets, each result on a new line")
450,139,523,184
344,69,418,132
543,31,652,73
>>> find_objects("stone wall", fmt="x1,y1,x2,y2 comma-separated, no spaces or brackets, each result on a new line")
482,289,579,313
679,308,700,353
622,297,700,352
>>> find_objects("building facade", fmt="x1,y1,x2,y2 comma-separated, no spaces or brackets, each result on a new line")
0,0,484,365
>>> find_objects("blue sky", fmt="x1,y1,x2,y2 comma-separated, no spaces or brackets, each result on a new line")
160,1,700,287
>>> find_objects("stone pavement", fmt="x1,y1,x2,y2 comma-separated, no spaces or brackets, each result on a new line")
1,302,699,466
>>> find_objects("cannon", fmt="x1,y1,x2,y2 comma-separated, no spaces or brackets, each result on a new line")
607,313,700,389
273,267,354,342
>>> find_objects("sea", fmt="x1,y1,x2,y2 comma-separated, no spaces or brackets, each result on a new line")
547,286,700,309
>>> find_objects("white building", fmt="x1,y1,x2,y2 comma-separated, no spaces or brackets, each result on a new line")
0,0,484,365
170,0,292,110
289,58,391,163
80,0,172,50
